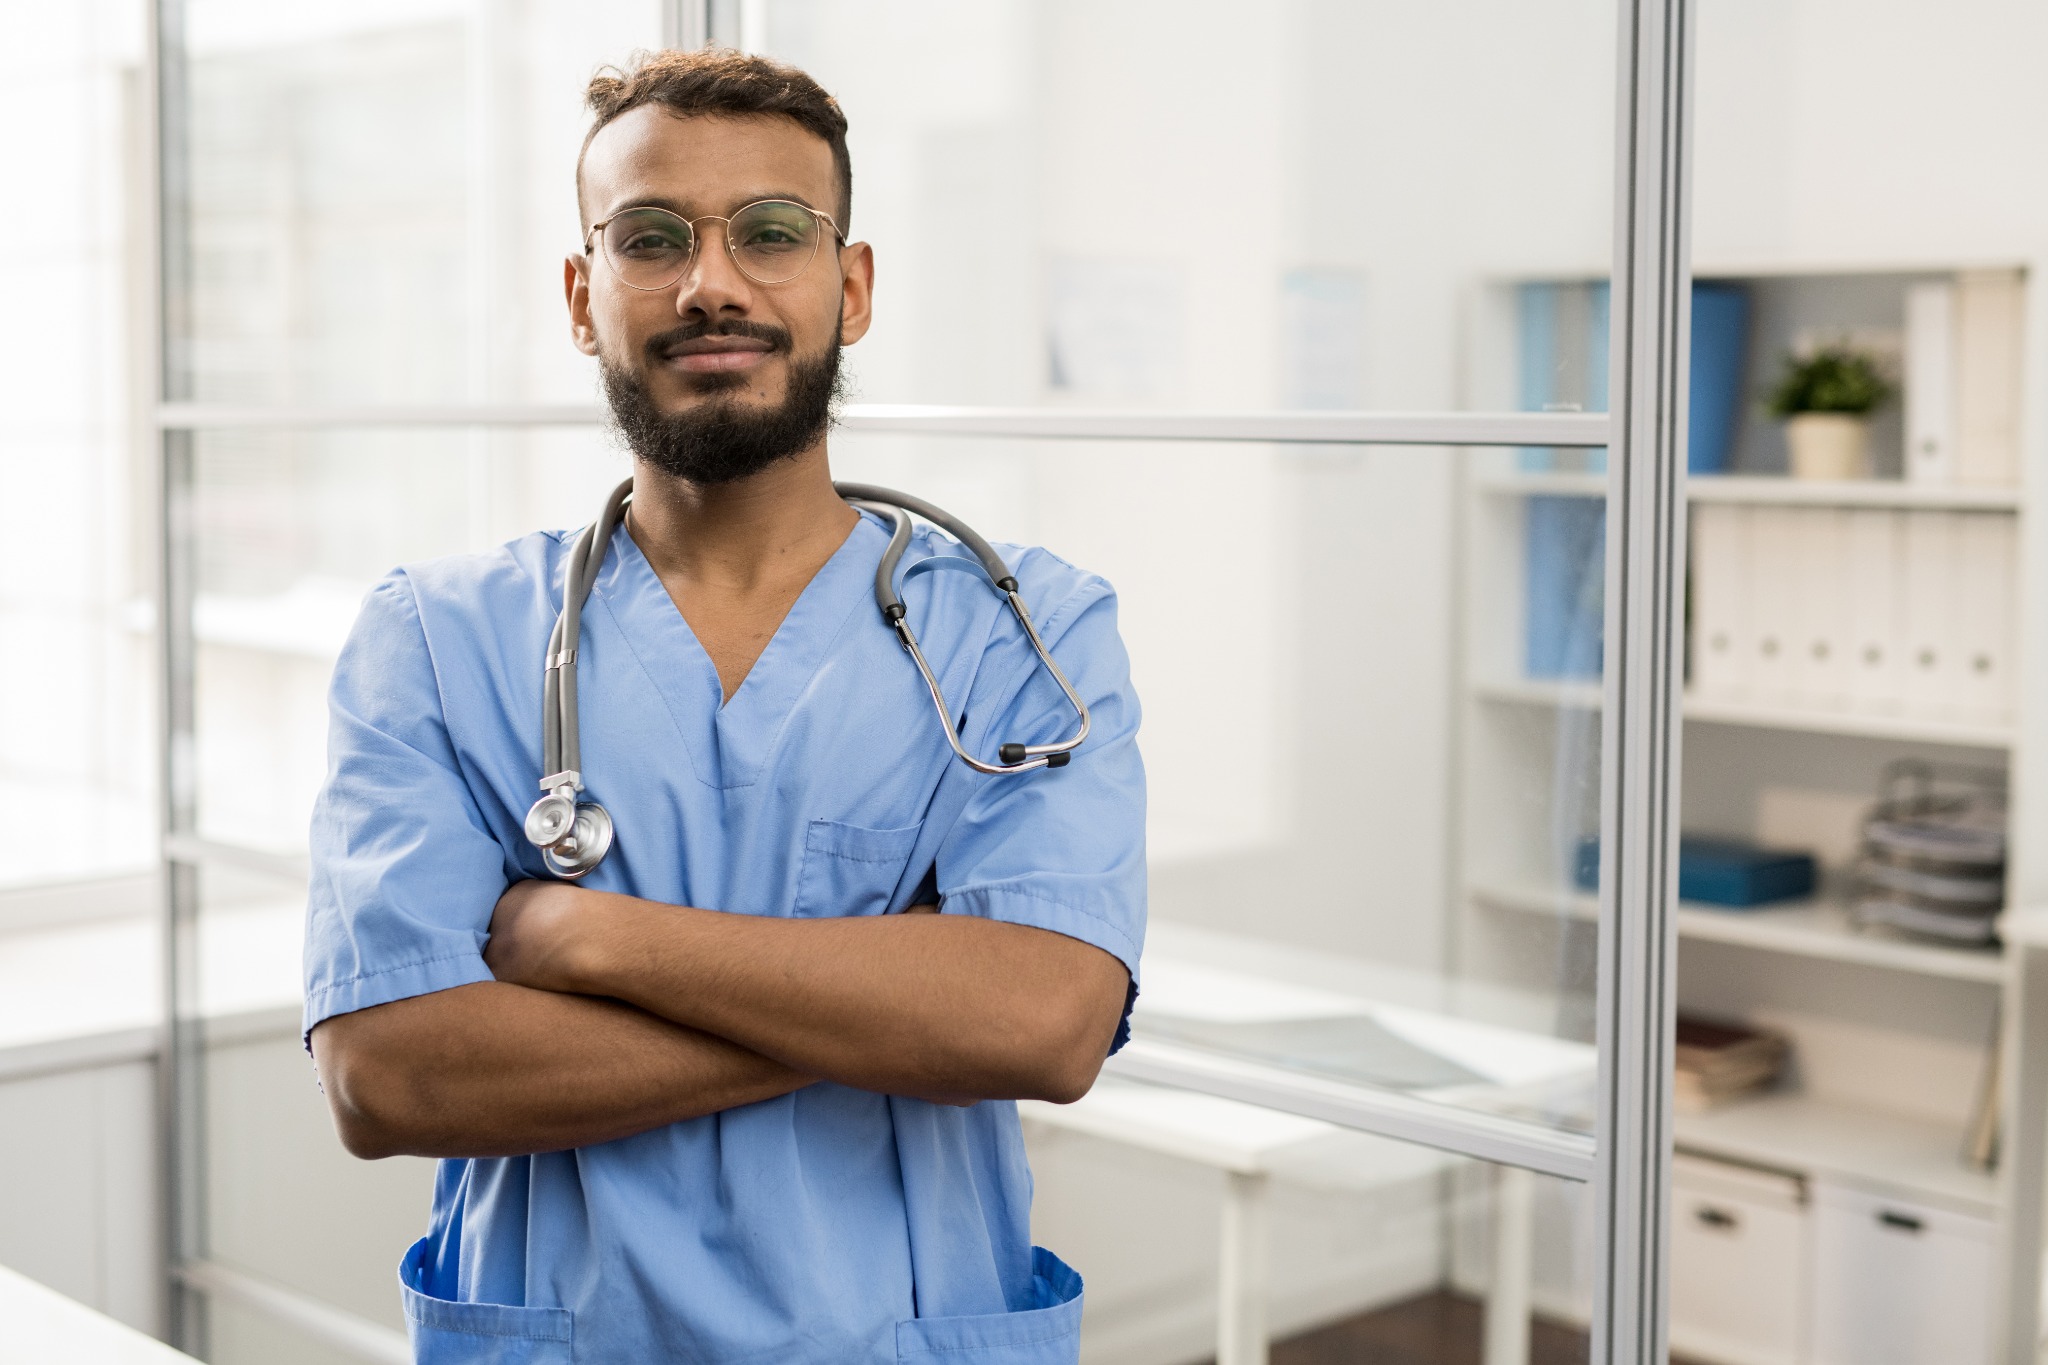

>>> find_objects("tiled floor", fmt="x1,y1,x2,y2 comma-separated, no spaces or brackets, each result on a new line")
1201,1290,1708,1365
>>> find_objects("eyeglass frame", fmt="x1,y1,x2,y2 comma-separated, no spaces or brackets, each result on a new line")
581,199,849,291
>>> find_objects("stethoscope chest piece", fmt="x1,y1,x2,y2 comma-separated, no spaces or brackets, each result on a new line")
527,790,613,880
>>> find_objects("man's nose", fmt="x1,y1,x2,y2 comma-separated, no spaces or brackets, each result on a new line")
673,221,753,318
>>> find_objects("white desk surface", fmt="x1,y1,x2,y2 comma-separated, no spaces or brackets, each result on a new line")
0,1262,197,1364
1022,1077,1345,1173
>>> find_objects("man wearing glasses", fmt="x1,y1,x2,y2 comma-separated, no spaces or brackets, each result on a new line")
302,47,1144,1365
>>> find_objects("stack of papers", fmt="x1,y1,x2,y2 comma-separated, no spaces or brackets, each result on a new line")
1675,1015,1788,1113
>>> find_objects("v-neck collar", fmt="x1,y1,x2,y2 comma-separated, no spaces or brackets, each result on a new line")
589,511,887,790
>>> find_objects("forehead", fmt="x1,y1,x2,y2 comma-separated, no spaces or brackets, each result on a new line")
580,107,838,221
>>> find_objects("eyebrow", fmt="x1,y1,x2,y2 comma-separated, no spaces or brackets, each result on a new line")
601,191,821,221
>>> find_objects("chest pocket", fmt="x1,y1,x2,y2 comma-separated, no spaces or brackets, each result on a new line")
792,819,925,918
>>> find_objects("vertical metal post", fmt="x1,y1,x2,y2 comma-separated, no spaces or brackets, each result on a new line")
150,0,208,1352
665,0,711,50
1591,0,1692,1361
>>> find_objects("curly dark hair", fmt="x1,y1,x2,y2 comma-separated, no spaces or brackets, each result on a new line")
578,48,853,230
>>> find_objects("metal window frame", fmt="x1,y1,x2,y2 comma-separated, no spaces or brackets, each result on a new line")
145,0,1692,1359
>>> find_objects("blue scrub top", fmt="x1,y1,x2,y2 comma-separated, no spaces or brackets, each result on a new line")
303,509,1146,1365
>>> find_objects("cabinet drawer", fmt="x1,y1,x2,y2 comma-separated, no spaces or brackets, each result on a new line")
1670,1154,1806,1365
1809,1180,1992,1365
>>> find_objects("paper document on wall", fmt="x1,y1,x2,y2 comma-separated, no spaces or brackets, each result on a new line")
1280,269,1367,409
1045,258,1186,400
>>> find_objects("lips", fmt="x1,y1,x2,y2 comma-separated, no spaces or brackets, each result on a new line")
657,332,780,375
660,338,768,372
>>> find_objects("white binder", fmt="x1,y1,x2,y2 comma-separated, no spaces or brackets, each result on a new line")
1690,504,1750,701
1844,509,1905,715
1956,270,2024,487
1904,281,1955,486
1793,508,1852,711
1901,511,1958,718
1746,506,1799,708
1953,513,2016,725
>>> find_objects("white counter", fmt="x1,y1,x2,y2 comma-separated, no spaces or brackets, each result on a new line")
0,1262,197,1363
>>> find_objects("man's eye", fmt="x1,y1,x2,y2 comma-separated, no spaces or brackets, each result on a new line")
621,232,685,255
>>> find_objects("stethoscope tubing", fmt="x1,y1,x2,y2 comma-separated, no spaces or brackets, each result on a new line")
529,476,1091,876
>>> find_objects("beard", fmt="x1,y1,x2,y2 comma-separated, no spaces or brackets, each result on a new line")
600,321,845,485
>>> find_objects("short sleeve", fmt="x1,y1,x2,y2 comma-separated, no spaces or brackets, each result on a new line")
934,580,1146,1051
302,572,507,1044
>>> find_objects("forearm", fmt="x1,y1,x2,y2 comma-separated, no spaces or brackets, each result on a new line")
310,981,811,1160
558,893,1126,1103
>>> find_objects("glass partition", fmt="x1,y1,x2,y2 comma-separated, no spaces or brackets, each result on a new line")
834,433,1606,1145
149,0,1690,1360
170,0,666,408
763,0,1615,413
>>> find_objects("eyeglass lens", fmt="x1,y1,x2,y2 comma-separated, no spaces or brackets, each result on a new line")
601,202,823,288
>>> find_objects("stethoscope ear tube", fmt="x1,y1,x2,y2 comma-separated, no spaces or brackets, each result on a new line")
842,488,1090,776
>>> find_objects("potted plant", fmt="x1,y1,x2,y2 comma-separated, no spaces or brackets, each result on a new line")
1765,346,1894,480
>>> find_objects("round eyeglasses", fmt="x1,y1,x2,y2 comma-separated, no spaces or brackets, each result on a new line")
583,200,846,290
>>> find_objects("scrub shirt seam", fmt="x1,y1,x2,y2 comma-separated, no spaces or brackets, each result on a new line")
898,1322,1079,1355
309,949,483,996
944,883,1140,960
404,1318,570,1342
974,574,1112,739
385,568,520,830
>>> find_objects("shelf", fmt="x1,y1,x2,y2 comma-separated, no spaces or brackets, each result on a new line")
1471,677,1601,709
1681,695,2015,749
1468,879,2008,984
1674,1092,1996,1216
1687,474,2022,511
1472,470,1607,498
1472,470,2021,511
1470,677,2014,749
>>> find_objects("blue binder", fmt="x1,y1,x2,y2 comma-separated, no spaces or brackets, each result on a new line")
1525,495,1606,679
1689,284,1749,474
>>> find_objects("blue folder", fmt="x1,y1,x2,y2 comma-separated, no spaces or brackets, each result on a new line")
1574,835,1817,907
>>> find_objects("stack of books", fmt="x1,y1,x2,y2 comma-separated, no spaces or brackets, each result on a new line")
1675,1015,1789,1114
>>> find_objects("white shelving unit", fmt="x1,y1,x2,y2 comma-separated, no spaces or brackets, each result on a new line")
1456,262,2038,1362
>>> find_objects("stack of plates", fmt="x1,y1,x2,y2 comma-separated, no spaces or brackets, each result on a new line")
1853,788,2006,946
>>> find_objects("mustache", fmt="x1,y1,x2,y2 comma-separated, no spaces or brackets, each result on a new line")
644,319,793,360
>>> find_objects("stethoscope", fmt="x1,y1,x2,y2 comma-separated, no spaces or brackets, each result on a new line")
522,477,1093,879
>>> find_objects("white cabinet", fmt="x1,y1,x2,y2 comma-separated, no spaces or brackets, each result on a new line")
1808,1180,1992,1365
1669,1155,1806,1365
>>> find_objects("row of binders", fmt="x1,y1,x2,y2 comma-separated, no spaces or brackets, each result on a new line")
1690,504,2015,726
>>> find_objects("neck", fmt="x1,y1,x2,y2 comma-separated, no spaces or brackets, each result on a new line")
624,440,857,592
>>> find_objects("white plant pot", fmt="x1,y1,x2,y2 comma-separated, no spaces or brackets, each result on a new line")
1785,412,1871,480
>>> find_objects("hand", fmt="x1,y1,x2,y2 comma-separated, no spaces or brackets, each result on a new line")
485,880,597,994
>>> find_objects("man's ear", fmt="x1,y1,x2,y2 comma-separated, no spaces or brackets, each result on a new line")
836,241,875,347
565,256,599,357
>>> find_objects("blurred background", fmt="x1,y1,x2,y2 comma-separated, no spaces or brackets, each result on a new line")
2,1,2046,1363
